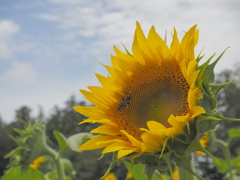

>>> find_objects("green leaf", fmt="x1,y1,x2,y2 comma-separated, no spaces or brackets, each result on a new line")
228,128,240,139
61,158,76,177
124,161,166,180
124,161,148,180
45,171,56,180
45,171,72,180
231,156,240,167
2,167,46,180
66,132,92,152
213,157,229,174
53,131,68,151
152,171,168,180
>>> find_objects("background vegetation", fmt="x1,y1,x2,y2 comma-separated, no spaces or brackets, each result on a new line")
0,65,240,180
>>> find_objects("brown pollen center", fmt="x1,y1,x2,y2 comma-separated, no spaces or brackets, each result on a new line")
115,66,190,140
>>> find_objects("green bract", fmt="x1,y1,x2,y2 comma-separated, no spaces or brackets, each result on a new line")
5,119,48,170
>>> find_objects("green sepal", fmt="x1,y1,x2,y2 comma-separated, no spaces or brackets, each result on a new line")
209,78,234,110
160,152,173,176
185,133,218,165
130,151,175,179
205,48,229,84
210,77,234,98
197,49,230,113
195,49,205,63
121,43,133,57
144,165,157,180
198,48,228,85
197,53,215,72
174,153,204,180
198,92,212,113
133,153,169,171
196,115,220,134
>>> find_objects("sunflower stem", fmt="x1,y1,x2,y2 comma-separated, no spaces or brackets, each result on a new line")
178,154,196,180
215,139,234,180
43,145,65,180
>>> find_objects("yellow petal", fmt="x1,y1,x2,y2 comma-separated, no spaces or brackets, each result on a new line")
120,130,141,148
118,149,136,158
146,121,166,133
102,142,134,154
78,136,116,151
90,125,120,135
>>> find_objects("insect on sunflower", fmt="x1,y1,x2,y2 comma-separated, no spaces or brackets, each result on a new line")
74,22,235,179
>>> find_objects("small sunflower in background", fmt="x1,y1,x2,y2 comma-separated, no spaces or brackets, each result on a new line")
29,156,45,170
172,168,179,180
103,172,117,180
195,134,209,156
74,22,236,179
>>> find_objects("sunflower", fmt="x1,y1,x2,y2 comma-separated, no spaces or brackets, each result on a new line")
195,134,209,156
173,168,179,180
73,22,206,159
103,172,117,180
29,156,45,170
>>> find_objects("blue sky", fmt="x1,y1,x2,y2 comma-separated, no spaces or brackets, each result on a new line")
0,0,240,123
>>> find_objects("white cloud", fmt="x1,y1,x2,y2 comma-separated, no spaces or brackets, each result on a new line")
0,42,12,59
0,61,37,84
48,0,82,5
0,20,20,60
38,13,60,21
44,0,240,71
0,20,20,39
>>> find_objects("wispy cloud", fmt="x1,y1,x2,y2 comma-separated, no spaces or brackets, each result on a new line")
41,0,240,68
0,61,37,84
0,20,20,60
38,13,60,21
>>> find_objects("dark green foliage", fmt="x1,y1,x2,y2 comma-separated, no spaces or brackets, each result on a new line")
0,96,127,179
215,64,240,153
197,64,240,180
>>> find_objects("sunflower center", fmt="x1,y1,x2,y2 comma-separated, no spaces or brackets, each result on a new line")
115,66,190,140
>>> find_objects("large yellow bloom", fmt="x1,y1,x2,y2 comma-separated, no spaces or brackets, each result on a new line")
74,22,205,159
